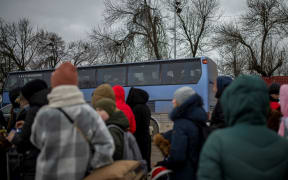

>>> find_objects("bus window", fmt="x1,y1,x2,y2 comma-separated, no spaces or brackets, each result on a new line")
43,71,52,87
128,64,160,86
78,69,96,88
21,73,44,86
3,74,19,91
97,67,126,86
161,60,202,84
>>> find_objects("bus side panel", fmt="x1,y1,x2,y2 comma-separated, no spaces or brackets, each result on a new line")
2,92,10,106
199,57,209,112
81,89,96,104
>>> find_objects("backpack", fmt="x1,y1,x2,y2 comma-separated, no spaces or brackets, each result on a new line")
108,125,148,173
107,124,143,161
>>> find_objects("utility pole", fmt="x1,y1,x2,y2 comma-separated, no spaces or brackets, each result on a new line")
174,1,181,59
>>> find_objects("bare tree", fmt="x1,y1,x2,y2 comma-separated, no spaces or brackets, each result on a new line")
0,18,39,70
214,0,288,77
93,0,168,61
90,27,137,64
66,40,99,66
166,0,220,57
33,30,66,69
217,45,249,77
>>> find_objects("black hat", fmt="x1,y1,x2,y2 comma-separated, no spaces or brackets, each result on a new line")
21,79,48,101
9,87,21,108
269,83,280,95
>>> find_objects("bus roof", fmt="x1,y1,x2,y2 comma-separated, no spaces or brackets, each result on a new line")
7,56,210,74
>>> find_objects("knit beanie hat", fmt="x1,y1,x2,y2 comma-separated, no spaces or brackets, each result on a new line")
94,98,116,117
173,86,196,105
92,84,116,108
51,62,78,88
269,83,280,95
21,79,48,101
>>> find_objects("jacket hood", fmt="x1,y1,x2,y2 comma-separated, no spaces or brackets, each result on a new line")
215,76,233,98
126,88,149,108
106,110,130,130
169,94,207,126
28,88,50,106
112,85,125,103
220,75,269,127
280,85,288,117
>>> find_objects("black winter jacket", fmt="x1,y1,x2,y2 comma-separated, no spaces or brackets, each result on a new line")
157,94,207,180
11,89,49,178
126,87,151,171
210,76,232,130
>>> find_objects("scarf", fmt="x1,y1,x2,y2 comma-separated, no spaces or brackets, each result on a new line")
47,85,85,108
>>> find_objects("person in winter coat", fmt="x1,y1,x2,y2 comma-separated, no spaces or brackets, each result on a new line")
269,82,281,110
197,75,288,180
31,62,114,180
126,87,152,171
210,76,232,131
113,85,136,134
94,98,130,160
7,79,49,180
278,85,288,137
7,87,21,132
92,84,130,160
156,86,207,180
267,108,282,132
267,83,281,132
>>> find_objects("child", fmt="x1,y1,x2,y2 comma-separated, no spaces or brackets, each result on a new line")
94,98,130,160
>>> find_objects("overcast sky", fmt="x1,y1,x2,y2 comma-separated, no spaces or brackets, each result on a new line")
0,0,247,42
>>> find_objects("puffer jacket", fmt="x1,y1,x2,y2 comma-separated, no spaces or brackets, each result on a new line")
112,85,136,133
157,94,207,180
197,75,288,180
31,86,114,180
106,110,130,160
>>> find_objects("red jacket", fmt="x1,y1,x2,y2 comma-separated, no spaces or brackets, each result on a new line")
112,85,136,133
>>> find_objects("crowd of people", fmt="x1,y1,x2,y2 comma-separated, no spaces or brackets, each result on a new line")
0,61,288,180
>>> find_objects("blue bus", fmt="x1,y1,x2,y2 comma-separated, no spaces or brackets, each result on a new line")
1,57,217,131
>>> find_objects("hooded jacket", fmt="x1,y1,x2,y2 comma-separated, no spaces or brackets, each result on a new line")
157,94,207,180
126,87,151,171
210,76,232,130
112,85,136,133
197,75,288,180
106,110,130,160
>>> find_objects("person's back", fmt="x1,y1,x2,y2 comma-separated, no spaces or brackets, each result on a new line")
112,85,136,134
210,76,232,131
93,98,130,160
31,62,114,180
126,87,151,170
198,75,288,180
156,86,207,180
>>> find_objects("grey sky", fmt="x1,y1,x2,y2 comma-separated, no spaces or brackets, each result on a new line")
0,0,247,42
